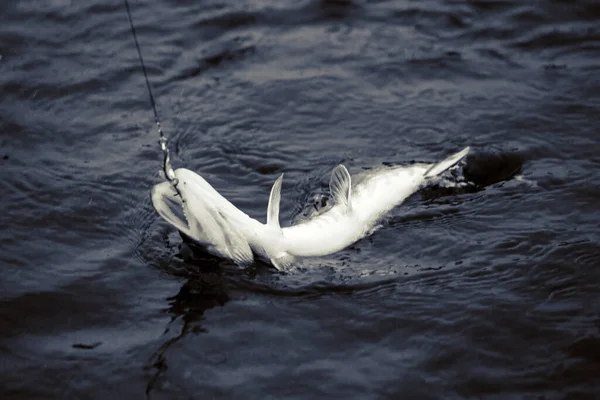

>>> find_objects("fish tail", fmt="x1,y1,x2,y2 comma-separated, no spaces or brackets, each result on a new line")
424,147,470,178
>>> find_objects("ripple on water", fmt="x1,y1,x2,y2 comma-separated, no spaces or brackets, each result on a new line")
1,0,600,398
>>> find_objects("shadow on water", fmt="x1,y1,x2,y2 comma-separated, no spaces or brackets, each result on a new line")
463,151,525,188
144,248,232,397
420,150,526,200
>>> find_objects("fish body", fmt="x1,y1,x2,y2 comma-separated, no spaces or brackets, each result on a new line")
151,147,470,269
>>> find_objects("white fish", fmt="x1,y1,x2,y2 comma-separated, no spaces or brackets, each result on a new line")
151,147,470,270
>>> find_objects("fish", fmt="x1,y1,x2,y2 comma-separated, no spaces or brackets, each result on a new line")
151,147,470,270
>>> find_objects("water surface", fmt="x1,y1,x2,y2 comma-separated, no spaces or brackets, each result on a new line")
1,0,599,398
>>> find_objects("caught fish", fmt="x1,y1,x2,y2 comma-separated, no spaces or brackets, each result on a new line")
152,147,470,270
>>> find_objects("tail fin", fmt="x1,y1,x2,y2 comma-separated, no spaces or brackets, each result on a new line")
424,147,470,178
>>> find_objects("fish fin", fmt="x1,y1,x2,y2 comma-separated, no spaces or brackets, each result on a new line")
329,164,352,212
156,169,254,266
151,181,193,236
228,243,255,266
424,147,471,178
209,208,254,265
267,174,283,229
271,252,294,271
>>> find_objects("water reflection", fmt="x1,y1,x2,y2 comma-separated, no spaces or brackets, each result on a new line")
145,247,232,398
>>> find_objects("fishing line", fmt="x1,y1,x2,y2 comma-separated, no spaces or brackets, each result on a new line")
124,0,182,198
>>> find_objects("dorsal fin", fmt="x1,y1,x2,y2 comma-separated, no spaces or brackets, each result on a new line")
329,164,352,212
267,174,283,229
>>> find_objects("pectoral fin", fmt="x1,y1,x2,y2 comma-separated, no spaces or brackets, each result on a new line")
329,164,352,212
271,252,294,271
267,174,283,229
210,209,254,266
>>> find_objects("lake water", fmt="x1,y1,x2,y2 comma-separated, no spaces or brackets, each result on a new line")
1,0,599,398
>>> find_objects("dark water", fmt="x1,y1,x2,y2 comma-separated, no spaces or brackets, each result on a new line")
2,0,600,398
